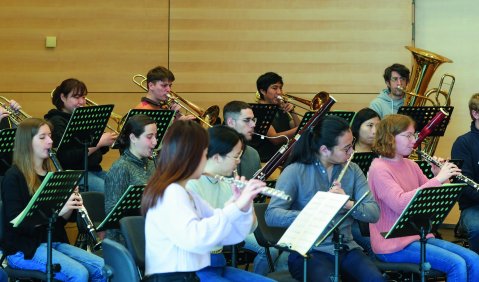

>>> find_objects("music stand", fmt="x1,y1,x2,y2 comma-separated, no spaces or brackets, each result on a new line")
112,109,175,149
11,170,84,282
351,152,377,177
382,184,465,282
249,103,278,135
415,159,464,180
0,128,16,169
57,105,114,192
96,184,145,231
295,111,356,134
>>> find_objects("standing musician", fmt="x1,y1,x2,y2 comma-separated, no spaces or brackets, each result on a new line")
223,101,261,179
369,63,410,119
135,66,195,121
45,78,117,193
141,120,265,282
368,114,479,281
451,93,479,254
1,118,105,281
104,115,157,243
254,72,300,162
265,115,383,282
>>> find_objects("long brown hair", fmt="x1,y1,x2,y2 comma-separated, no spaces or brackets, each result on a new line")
141,120,208,215
372,114,414,158
13,118,55,195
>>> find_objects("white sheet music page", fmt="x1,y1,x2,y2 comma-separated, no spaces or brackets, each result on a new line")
277,191,349,256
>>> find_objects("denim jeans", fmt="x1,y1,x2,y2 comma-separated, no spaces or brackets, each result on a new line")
375,238,479,282
79,171,106,193
243,233,289,275
0,269,6,282
460,205,479,254
7,242,106,282
288,248,385,282
196,253,275,282
351,220,374,257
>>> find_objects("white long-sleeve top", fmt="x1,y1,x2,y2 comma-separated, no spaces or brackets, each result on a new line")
145,183,254,275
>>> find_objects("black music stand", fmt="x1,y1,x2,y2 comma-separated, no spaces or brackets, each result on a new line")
112,109,175,149
96,185,145,231
382,184,465,282
415,159,464,182
351,152,377,177
249,103,278,135
57,105,114,192
295,111,355,134
0,128,16,171
11,170,84,282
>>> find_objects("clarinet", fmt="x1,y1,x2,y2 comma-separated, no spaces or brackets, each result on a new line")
416,150,479,190
48,149,101,250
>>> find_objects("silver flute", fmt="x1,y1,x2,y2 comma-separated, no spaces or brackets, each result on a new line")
416,150,479,190
208,174,292,201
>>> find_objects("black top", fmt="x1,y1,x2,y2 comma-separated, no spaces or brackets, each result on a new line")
1,165,70,259
44,109,108,171
253,110,292,162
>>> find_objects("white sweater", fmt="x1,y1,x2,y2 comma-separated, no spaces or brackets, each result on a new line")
145,183,253,275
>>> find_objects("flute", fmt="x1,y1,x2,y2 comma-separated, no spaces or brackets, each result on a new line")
329,152,355,190
416,150,479,190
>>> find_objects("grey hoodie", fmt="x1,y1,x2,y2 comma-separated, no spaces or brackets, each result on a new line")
369,89,405,118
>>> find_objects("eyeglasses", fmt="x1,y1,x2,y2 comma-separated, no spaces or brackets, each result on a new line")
225,150,243,161
240,117,257,124
339,137,356,153
390,77,407,82
398,132,418,141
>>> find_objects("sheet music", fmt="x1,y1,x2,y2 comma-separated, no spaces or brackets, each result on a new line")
277,191,349,256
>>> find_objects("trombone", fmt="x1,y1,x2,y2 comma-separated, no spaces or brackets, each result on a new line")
132,74,219,128
276,92,326,117
0,96,32,126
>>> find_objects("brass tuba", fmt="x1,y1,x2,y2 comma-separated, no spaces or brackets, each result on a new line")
132,74,219,127
0,96,32,126
403,46,454,107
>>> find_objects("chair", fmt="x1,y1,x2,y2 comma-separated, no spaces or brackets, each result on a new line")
119,216,145,279
0,201,60,281
102,238,140,282
76,191,105,250
253,203,296,281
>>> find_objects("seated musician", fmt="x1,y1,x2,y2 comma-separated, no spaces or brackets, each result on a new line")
0,99,23,177
44,78,117,193
141,120,265,282
254,72,300,162
1,118,105,281
135,66,195,121
104,115,157,243
369,63,410,118
351,107,381,153
369,114,479,281
452,93,479,254
186,125,276,280
265,115,384,282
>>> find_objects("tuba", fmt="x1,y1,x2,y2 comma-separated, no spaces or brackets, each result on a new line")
0,96,32,126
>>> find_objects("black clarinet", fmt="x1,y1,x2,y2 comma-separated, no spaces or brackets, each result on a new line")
48,149,101,250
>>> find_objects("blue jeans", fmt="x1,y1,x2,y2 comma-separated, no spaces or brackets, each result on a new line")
79,171,106,193
0,269,6,282
7,242,106,282
196,253,275,282
460,205,479,254
375,238,479,282
288,248,385,282
243,233,288,275
351,220,374,257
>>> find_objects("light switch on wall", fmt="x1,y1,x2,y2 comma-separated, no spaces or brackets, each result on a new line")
45,36,57,48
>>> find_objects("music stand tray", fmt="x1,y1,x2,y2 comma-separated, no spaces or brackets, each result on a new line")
112,109,175,149
0,128,16,154
352,152,377,177
397,106,454,137
249,103,278,136
96,184,145,231
295,111,356,134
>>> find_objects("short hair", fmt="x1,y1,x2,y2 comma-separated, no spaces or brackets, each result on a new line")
223,101,251,121
146,66,175,89
116,114,157,154
372,114,415,158
207,125,243,158
51,78,87,110
383,64,410,83
256,72,283,100
351,108,381,141
468,93,479,120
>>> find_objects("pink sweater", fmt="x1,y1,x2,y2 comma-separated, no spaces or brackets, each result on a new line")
368,157,442,254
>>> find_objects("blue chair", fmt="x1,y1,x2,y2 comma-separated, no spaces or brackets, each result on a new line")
102,238,140,282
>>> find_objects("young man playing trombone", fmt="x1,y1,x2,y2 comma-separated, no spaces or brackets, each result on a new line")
265,115,383,282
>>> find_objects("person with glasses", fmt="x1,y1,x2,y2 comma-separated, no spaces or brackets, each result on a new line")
254,72,301,162
369,63,410,119
223,101,261,180
265,115,383,282
368,114,479,281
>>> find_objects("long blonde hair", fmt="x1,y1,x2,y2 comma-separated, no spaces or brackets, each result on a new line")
13,118,55,195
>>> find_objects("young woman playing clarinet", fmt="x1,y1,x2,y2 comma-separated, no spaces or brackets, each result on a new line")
368,114,479,281
265,115,384,282
104,114,157,243
141,120,266,282
1,118,105,281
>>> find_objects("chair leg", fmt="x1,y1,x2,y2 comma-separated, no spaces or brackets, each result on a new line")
265,247,275,273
